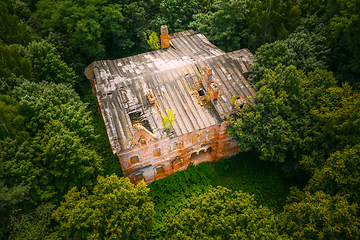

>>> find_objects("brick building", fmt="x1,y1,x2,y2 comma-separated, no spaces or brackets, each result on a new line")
85,26,255,184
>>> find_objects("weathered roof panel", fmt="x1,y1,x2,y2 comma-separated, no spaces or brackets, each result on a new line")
85,30,255,153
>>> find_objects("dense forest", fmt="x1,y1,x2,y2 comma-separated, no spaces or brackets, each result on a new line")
1,0,360,239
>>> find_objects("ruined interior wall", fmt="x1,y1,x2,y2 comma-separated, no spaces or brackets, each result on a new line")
118,121,239,184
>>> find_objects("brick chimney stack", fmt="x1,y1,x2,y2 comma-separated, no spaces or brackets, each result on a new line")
160,25,170,49
201,65,219,101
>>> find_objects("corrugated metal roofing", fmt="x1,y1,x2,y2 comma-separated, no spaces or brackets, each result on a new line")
85,30,255,153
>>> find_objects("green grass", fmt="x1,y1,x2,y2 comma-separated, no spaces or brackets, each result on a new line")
208,151,292,212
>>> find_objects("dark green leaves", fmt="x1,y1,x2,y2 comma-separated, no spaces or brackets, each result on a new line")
53,174,155,239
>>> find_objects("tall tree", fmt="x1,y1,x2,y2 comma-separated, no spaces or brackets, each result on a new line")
164,186,286,239
190,0,250,52
301,84,360,172
53,174,154,239
279,188,360,239
13,80,95,139
248,31,328,88
35,0,148,61
306,144,360,207
0,41,32,79
227,65,336,163
0,2,33,46
25,40,77,86
151,0,200,33
246,0,301,50
30,120,103,203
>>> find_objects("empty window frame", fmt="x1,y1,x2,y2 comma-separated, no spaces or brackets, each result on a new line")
224,143,231,151
156,166,164,175
153,148,161,157
134,173,144,182
130,156,139,165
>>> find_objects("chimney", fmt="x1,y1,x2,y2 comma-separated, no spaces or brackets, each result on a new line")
205,66,213,84
209,82,219,101
160,25,170,49
201,65,219,101
201,65,213,92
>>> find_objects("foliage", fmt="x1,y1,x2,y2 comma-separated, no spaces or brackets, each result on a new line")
227,65,336,163
246,0,301,50
30,121,103,203
35,0,148,61
9,203,56,240
53,174,155,240
0,95,26,140
151,0,201,33
0,41,32,79
14,80,95,140
0,138,37,190
147,31,160,51
209,151,293,212
0,2,33,46
306,144,360,206
150,163,214,218
25,40,77,86
149,163,213,238
164,186,286,239
248,31,329,88
0,181,29,239
149,152,294,238
322,0,360,89
1,81,104,204
190,0,250,52
301,84,360,172
279,188,360,239
162,109,175,130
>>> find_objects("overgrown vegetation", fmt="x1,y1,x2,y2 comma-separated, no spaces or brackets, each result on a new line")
1,0,360,238
149,151,294,238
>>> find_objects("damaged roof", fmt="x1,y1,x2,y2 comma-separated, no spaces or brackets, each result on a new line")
85,30,255,153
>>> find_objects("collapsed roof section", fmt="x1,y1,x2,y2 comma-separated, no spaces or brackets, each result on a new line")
85,29,255,154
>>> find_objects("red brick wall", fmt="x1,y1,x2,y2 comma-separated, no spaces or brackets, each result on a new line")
118,121,239,184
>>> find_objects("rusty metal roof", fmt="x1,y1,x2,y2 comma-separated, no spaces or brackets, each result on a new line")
85,30,255,153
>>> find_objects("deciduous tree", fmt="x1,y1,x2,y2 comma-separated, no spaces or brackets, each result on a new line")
227,65,336,163
164,186,286,239
25,40,77,86
279,189,360,239
53,174,154,239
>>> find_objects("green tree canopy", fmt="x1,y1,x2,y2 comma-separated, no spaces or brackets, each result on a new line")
13,80,95,139
0,2,33,46
246,0,301,50
248,31,328,88
0,95,26,140
164,186,286,239
151,0,200,33
35,0,148,61
306,144,360,206
25,40,77,86
301,84,360,172
0,41,32,79
279,188,360,239
30,120,103,202
227,64,336,163
9,203,56,240
53,174,154,239
190,0,250,52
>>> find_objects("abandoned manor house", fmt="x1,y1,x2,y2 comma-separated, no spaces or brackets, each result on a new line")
85,26,255,184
